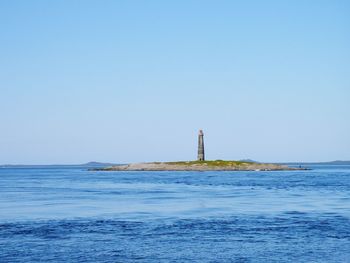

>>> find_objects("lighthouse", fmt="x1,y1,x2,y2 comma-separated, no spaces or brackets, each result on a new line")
197,130,205,161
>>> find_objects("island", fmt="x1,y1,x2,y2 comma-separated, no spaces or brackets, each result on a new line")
92,130,309,171
91,160,308,171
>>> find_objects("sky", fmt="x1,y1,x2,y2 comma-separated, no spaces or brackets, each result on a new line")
0,0,349,164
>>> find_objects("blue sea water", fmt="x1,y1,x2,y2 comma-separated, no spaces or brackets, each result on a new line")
0,165,349,262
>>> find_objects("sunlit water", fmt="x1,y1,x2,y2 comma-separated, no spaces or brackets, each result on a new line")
0,165,349,262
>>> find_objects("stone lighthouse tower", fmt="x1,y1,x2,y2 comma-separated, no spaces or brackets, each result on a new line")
197,130,205,161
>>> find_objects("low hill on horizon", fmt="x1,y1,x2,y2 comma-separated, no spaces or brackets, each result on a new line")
277,160,350,165
0,161,119,168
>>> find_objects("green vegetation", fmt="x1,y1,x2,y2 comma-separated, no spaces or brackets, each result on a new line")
165,160,256,166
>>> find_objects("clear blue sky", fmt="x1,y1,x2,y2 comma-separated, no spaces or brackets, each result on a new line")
0,0,349,164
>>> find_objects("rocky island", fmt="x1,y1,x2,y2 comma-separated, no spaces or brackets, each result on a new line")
92,160,307,171
93,130,308,171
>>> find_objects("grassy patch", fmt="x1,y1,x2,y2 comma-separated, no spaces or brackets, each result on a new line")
164,160,254,166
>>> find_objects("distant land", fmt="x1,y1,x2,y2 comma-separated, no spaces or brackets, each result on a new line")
0,162,119,168
277,160,350,165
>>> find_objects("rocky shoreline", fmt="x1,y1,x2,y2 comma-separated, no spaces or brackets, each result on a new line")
91,160,308,171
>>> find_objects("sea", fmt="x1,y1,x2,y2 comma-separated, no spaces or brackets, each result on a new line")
0,165,349,262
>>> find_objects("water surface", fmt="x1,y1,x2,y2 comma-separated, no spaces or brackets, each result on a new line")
0,165,349,262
